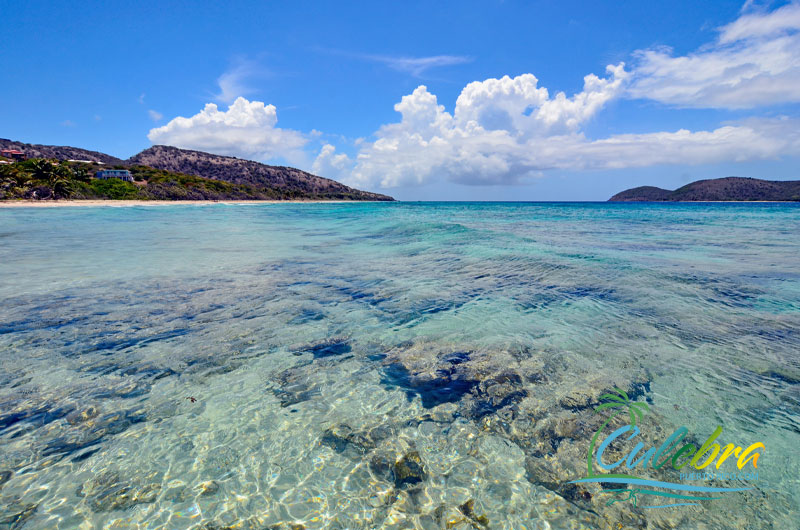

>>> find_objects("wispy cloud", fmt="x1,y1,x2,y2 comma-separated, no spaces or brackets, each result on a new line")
365,54,472,77
316,48,472,78
147,109,163,122
214,57,268,104
627,2,800,108
739,0,778,14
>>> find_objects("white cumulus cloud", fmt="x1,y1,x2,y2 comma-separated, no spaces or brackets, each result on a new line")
343,4,800,189
346,72,800,188
149,4,800,189
455,64,628,135
348,65,634,187
147,97,308,163
312,144,353,179
627,2,800,108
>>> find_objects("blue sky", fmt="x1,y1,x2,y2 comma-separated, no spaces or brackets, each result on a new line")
2,0,800,200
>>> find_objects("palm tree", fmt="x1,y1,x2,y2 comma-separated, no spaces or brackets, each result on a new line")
50,164,76,199
52,176,74,199
586,388,649,478
71,166,90,182
28,159,55,181
24,160,75,199
0,163,19,181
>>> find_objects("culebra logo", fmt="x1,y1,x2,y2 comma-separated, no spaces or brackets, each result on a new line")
568,388,765,509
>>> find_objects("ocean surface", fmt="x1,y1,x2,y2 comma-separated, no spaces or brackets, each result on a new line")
0,202,798,529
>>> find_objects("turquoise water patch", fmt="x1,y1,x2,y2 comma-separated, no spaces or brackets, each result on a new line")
0,202,798,529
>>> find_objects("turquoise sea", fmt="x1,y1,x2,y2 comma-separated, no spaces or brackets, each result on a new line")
0,202,798,529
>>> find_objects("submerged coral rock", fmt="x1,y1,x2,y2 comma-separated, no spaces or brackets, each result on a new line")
163,485,192,503
461,371,528,420
199,514,278,530
66,405,99,425
0,470,11,490
458,499,489,527
293,338,351,359
272,367,320,407
368,452,395,482
393,450,427,488
319,424,377,456
0,501,38,529
87,482,161,512
196,480,220,496
381,348,481,408
77,471,161,513
558,388,597,411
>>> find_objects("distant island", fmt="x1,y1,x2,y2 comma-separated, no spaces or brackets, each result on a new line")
0,139,393,202
609,177,800,202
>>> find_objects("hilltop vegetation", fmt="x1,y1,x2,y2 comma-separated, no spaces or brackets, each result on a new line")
609,177,800,202
128,145,393,201
0,139,394,201
0,138,123,165
0,159,305,201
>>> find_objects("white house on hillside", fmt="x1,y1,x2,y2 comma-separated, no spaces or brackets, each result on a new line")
95,169,133,182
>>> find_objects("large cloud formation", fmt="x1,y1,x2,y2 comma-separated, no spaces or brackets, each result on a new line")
339,4,800,188
148,97,308,163
345,73,800,188
149,4,800,189
347,65,629,187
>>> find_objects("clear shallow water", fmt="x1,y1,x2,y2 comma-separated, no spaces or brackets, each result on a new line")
0,202,798,529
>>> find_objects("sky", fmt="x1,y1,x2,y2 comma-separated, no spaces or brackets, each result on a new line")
2,0,800,200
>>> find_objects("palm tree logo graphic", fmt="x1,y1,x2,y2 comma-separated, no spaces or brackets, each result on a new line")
586,387,649,479
575,388,737,508
586,388,653,507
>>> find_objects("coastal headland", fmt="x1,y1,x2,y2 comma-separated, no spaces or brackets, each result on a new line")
0,139,393,202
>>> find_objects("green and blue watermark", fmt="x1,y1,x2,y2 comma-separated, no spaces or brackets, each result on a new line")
568,389,764,509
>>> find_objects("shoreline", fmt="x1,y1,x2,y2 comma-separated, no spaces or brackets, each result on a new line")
608,200,799,203
0,199,378,208
1,199,796,208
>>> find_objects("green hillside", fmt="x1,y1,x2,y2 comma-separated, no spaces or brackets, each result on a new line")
1,159,347,201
